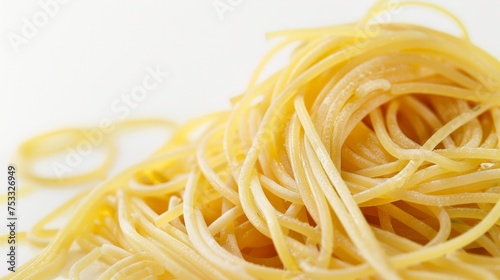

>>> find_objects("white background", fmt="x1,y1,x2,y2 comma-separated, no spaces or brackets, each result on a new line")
1,0,500,276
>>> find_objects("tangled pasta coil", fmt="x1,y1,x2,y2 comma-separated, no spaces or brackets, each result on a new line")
7,1,500,279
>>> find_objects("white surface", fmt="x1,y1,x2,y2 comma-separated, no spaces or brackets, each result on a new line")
1,0,500,277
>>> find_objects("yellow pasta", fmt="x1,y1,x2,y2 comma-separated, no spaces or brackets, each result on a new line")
5,1,500,279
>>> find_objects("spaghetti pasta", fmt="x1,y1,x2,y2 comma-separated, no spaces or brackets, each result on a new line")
5,1,500,279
